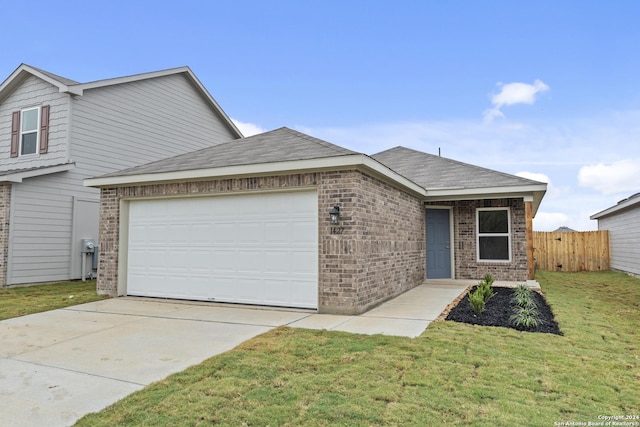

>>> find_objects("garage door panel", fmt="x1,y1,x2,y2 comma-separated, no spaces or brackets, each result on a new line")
211,251,235,272
292,283,317,307
235,278,263,300
291,251,317,273
190,250,213,272
127,191,318,308
263,279,291,305
264,222,291,242
190,224,214,243
292,221,316,241
264,251,290,273
237,251,264,273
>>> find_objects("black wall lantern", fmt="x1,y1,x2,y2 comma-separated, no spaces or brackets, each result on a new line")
329,205,340,224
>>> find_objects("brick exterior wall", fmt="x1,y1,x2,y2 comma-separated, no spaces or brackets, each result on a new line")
318,171,425,314
0,184,11,287
96,171,426,314
425,198,528,281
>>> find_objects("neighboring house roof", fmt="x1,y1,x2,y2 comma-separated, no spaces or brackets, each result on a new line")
553,226,577,232
85,127,547,214
25,65,80,86
0,63,242,138
591,192,640,220
0,162,75,183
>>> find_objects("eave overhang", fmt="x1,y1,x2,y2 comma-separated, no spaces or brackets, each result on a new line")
84,154,547,215
84,154,427,197
591,194,640,220
424,184,547,216
0,163,76,183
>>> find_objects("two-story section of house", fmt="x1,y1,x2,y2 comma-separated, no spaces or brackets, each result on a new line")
0,64,242,286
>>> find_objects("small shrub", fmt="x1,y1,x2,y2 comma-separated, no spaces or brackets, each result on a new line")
511,284,537,309
510,284,542,328
510,306,542,328
483,273,495,286
468,289,486,315
477,279,496,302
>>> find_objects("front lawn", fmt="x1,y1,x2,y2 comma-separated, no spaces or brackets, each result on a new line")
76,271,639,426
0,280,107,320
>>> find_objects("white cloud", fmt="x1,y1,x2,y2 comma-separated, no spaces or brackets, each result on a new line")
578,159,640,195
231,118,266,137
516,171,548,184
302,110,640,233
533,211,571,231
484,79,549,122
516,171,565,201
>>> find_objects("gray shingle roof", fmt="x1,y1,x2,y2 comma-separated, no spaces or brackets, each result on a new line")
98,127,358,178
371,146,544,189
27,65,80,86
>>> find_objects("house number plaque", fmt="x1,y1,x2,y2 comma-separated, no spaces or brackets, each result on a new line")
330,227,345,235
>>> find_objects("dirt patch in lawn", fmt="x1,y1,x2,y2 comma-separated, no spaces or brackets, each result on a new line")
445,286,562,335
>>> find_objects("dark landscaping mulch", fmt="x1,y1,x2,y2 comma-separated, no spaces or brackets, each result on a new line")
446,286,562,335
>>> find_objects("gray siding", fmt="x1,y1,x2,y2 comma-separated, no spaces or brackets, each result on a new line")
5,72,237,284
0,75,70,171
8,174,73,283
70,73,237,179
598,206,640,275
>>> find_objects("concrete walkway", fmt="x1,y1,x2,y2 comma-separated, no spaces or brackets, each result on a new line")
291,281,470,337
0,281,468,427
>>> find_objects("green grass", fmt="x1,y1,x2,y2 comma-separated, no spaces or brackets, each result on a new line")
71,271,638,426
0,280,107,320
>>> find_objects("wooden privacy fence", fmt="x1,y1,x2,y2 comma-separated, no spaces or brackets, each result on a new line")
533,231,610,272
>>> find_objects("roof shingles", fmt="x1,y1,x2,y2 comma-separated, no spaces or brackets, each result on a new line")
98,127,358,178
371,146,544,190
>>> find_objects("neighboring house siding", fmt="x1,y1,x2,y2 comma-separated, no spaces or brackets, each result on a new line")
0,75,70,171
426,198,528,282
1,71,238,285
70,73,237,179
0,76,72,285
598,207,640,275
8,173,74,283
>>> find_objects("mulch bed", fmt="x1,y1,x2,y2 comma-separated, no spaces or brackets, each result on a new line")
445,286,562,335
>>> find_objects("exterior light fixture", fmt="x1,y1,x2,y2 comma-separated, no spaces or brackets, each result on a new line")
329,205,340,224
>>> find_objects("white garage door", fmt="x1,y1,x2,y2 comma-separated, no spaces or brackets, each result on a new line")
126,191,318,308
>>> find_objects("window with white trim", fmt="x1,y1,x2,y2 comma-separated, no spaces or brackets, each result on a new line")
10,105,49,158
477,207,511,262
20,107,40,155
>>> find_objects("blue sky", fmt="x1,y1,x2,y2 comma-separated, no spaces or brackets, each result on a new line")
2,1,639,230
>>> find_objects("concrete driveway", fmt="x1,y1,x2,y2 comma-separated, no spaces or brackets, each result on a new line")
0,281,468,427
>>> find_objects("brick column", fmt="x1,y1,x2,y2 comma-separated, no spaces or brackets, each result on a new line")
96,188,120,296
525,201,535,280
0,184,11,287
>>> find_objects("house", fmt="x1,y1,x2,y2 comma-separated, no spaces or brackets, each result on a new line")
590,193,640,276
553,226,576,232
85,127,547,314
0,64,241,287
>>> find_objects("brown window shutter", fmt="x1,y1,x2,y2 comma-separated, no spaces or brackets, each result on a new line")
10,111,20,158
39,105,50,154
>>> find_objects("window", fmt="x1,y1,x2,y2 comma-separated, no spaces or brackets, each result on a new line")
477,208,511,261
10,105,49,158
20,107,39,155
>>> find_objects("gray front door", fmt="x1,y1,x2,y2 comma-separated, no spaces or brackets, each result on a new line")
426,209,452,279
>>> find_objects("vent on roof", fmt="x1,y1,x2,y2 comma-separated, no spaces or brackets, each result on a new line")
618,192,640,204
